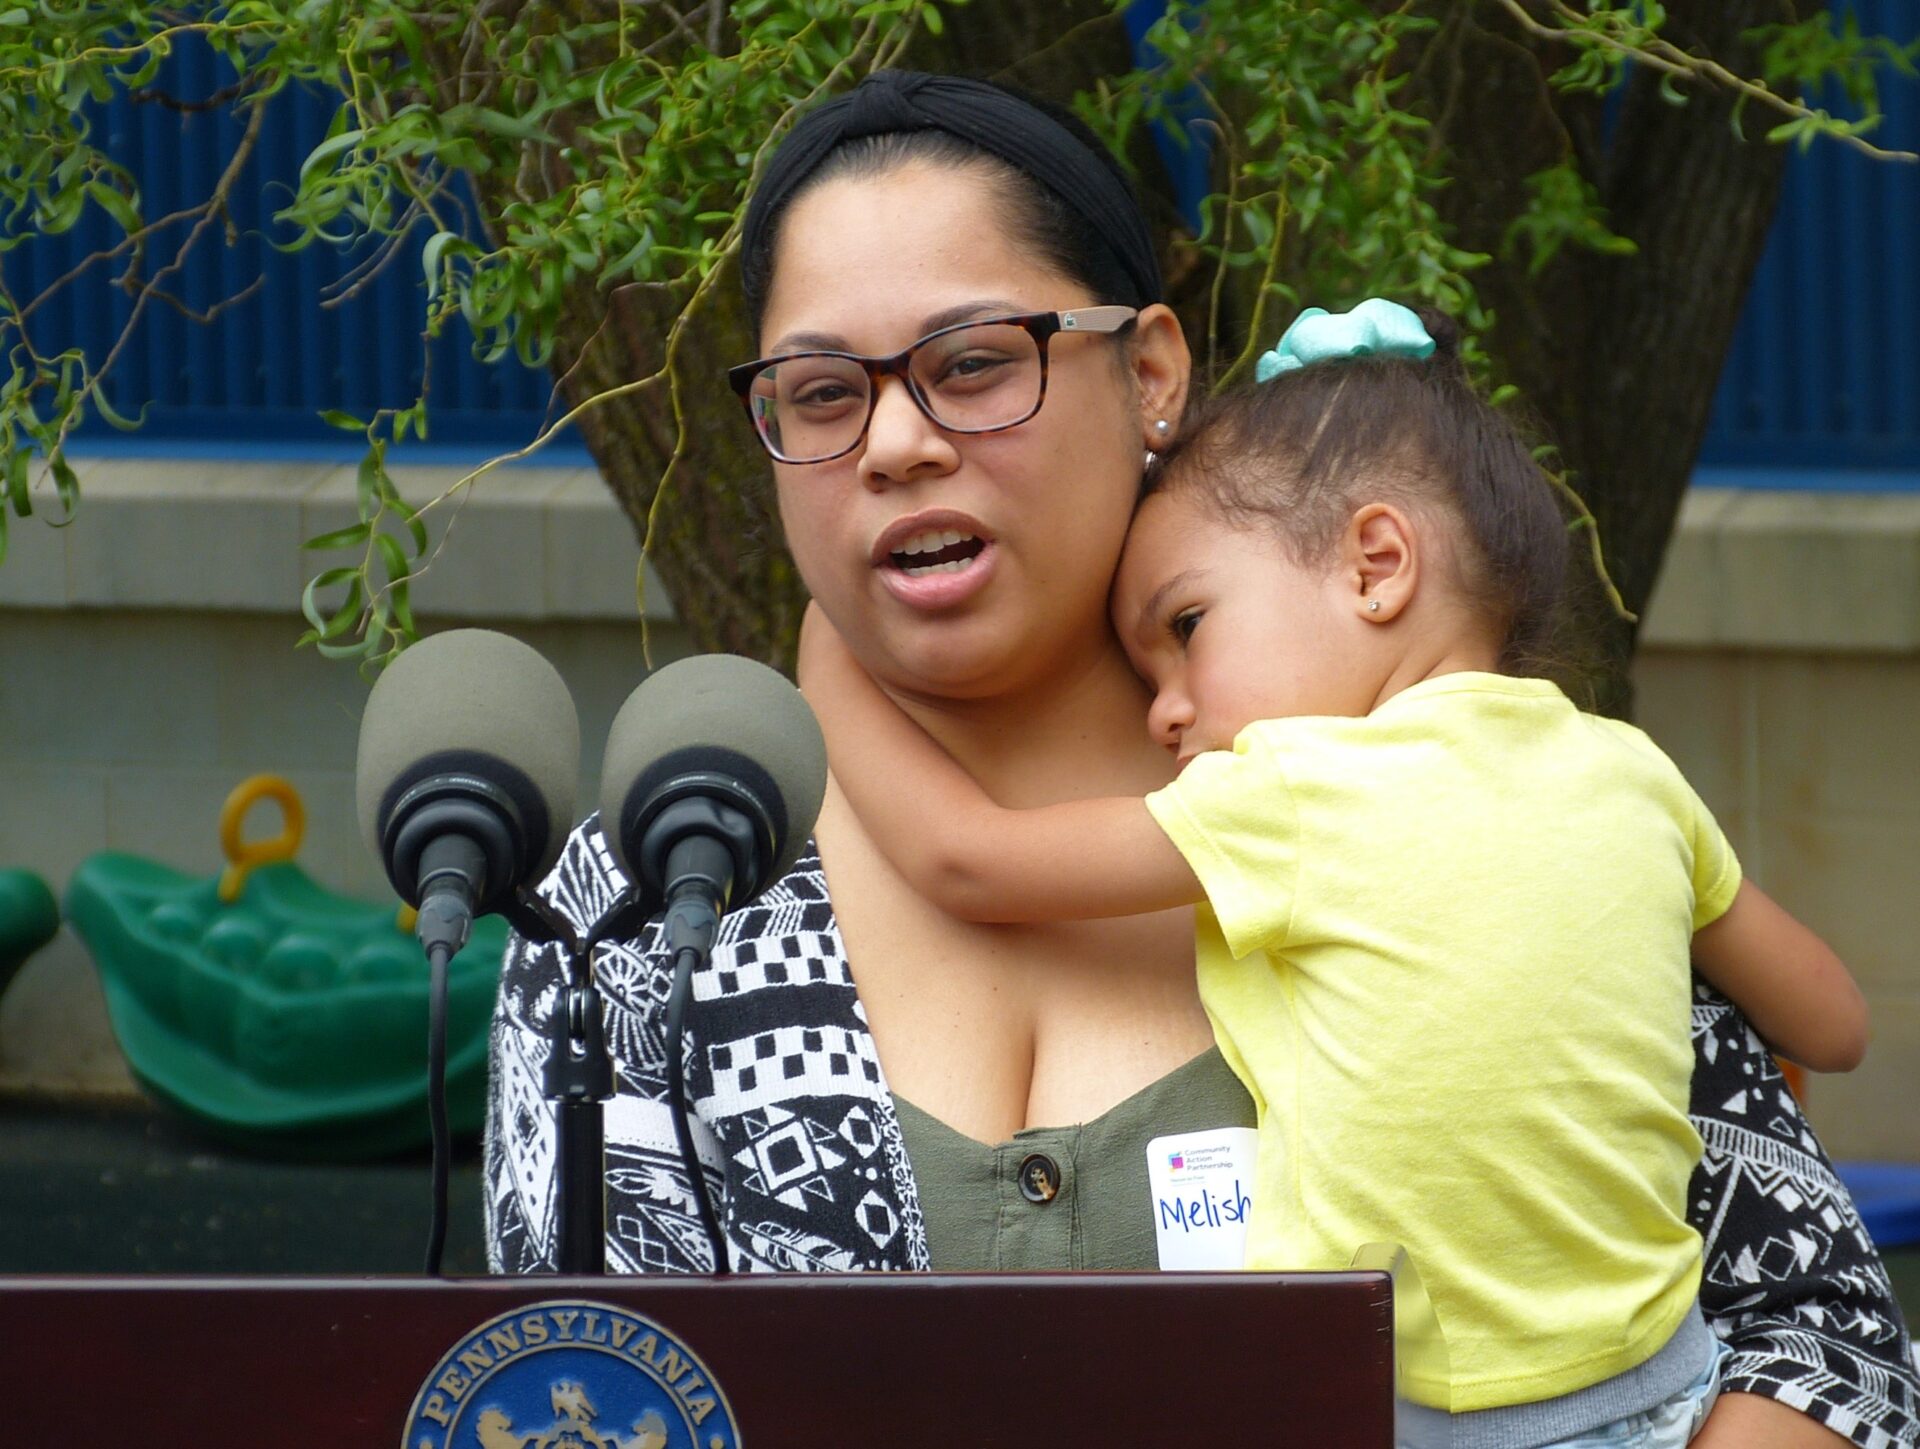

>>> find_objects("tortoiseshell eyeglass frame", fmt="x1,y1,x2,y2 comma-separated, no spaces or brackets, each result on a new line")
726,305,1140,464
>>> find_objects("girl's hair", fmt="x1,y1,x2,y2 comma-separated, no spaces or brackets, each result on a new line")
740,90,1149,337
1147,310,1570,676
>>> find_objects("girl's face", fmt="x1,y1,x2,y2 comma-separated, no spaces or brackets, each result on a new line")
1111,488,1381,762
759,162,1171,704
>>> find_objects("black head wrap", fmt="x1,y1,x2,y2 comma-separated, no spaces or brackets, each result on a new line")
742,70,1163,309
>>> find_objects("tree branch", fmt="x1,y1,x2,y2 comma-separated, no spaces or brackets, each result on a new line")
1492,0,1916,161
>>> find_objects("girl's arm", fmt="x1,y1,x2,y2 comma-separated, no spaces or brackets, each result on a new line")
1691,881,1868,1073
798,609,1201,923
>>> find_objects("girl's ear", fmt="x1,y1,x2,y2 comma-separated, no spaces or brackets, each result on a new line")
1342,503,1418,622
1132,303,1191,448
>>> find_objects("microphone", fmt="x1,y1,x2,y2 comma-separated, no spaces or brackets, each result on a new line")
354,628,580,1276
597,653,827,950
596,653,826,1273
355,628,581,955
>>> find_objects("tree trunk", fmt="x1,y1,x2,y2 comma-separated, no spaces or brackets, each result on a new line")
1407,0,1804,715
463,1,1803,701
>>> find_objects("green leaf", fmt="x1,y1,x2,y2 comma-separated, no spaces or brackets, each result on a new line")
315,635,377,661
48,454,78,522
391,12,424,69
84,181,142,235
422,229,460,302
299,565,361,635
390,491,429,553
37,184,86,236
321,410,367,433
299,126,366,184
468,109,548,144
5,446,28,516
375,531,410,586
302,520,373,552
314,576,364,640
356,440,388,520
89,387,147,432
388,577,417,639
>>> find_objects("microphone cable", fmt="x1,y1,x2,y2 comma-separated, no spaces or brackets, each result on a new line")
423,938,454,1276
665,940,730,1274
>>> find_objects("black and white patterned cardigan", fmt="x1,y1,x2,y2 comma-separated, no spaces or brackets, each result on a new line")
484,819,1920,1449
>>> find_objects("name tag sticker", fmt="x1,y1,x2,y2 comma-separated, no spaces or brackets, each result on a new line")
1147,1127,1259,1270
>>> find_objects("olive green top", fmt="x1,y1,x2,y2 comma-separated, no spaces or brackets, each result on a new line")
892,1047,1256,1271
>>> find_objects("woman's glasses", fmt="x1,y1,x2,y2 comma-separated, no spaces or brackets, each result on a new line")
727,306,1138,465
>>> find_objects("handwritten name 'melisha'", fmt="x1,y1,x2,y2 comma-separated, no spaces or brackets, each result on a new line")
1157,1180,1253,1234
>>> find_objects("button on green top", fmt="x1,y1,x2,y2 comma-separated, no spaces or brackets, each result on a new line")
894,1048,1255,1270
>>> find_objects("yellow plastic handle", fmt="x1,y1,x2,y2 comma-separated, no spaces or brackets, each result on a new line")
217,774,307,903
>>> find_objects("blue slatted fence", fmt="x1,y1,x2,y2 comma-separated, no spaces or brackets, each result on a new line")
4,14,1915,480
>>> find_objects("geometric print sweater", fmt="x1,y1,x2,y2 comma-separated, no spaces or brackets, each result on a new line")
485,818,1919,1448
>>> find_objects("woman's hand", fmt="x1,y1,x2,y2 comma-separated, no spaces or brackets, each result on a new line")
1691,1391,1855,1449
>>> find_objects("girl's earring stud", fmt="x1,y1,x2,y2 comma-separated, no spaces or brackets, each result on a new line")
1368,599,1382,614
1154,419,1170,434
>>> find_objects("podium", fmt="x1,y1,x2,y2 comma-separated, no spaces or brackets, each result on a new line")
0,1270,1397,1445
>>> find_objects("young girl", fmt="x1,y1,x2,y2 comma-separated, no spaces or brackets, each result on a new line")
800,299,1869,1447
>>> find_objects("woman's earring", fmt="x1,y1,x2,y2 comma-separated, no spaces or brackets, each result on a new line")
1144,421,1170,469
1368,599,1382,614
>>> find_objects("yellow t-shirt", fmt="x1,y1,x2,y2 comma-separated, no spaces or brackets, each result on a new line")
1144,673,1740,1413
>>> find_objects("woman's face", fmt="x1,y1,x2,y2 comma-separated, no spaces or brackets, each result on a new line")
759,162,1179,704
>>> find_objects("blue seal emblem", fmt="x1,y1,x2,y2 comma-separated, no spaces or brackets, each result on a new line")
403,1301,742,1449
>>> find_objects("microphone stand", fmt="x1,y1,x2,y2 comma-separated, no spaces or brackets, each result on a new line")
502,891,619,1277
506,876,732,1277
507,796,760,1277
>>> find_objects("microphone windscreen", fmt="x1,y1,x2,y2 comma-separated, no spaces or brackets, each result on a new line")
599,653,828,896
355,628,581,886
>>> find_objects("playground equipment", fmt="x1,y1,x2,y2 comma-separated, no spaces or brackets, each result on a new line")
0,867,59,996
67,775,506,1159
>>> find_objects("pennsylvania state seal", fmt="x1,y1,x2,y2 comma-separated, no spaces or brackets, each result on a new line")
402,1301,741,1449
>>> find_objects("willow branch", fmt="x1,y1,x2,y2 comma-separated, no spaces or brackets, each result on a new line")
1492,0,1918,162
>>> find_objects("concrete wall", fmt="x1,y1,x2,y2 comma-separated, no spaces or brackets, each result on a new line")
0,459,692,1093
1634,489,1920,1161
1,468,1915,1160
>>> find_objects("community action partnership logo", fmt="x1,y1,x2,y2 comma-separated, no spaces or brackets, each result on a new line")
403,1302,741,1449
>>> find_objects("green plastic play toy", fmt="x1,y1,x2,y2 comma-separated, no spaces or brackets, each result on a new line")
0,868,60,994
65,775,508,1159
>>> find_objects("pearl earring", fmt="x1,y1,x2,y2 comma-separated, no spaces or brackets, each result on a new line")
1154,419,1170,434
1368,599,1381,614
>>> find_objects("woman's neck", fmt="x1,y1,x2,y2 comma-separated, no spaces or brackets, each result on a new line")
889,638,1173,808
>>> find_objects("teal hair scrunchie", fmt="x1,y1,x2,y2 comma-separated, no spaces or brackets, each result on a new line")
1254,299,1436,383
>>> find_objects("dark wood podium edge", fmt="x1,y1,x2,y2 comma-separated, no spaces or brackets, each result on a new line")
0,1269,1400,1446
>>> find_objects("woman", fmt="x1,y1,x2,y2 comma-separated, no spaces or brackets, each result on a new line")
486,71,1918,1448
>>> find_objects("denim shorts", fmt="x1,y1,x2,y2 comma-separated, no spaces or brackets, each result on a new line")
1538,1335,1732,1449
